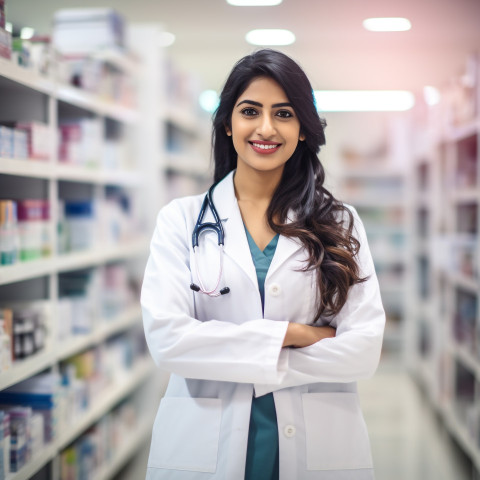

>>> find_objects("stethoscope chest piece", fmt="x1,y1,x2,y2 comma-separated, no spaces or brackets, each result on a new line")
190,183,231,297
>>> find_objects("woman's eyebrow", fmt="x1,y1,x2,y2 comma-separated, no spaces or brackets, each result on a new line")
236,100,293,108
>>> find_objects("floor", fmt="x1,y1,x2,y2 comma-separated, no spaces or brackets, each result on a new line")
359,353,473,480
120,354,475,480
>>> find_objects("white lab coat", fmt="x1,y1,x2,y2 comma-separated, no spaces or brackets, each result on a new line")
141,170,385,480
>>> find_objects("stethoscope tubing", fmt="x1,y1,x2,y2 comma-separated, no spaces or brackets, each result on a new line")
190,182,230,297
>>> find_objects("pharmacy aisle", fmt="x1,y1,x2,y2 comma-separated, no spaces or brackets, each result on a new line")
0,7,209,479
360,357,472,480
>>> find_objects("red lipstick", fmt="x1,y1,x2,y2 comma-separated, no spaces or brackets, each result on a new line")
249,140,281,155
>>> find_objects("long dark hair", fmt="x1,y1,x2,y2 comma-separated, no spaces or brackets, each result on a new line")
212,49,366,321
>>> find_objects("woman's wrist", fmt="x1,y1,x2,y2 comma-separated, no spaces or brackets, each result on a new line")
282,322,336,348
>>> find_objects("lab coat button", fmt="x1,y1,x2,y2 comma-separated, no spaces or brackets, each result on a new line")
268,283,281,297
284,425,296,438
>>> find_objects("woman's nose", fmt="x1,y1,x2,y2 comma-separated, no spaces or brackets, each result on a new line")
257,115,276,137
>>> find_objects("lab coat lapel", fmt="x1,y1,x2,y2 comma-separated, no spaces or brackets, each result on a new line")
267,231,303,279
210,172,258,289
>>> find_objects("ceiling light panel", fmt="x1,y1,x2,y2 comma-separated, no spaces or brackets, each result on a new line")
363,17,412,32
246,29,295,46
227,0,282,5
314,90,415,112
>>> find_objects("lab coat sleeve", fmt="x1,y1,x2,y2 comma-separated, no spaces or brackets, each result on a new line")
141,199,289,385
254,207,386,397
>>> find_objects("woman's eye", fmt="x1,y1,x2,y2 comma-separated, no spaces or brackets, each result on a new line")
276,110,293,118
241,107,258,116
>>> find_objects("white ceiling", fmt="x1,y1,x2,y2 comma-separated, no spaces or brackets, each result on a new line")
7,0,480,93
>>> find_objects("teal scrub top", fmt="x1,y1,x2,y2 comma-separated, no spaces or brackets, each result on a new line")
244,227,280,480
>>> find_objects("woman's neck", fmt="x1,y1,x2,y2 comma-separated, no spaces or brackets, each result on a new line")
233,163,283,203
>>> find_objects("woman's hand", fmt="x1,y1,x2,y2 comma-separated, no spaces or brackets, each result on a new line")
282,323,336,348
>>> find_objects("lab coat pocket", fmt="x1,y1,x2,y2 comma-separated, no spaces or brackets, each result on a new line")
302,392,373,471
148,397,222,472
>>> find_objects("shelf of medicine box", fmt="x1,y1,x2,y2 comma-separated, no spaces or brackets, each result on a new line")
340,167,405,180
164,152,211,179
0,349,55,391
0,158,55,179
5,359,154,480
6,443,57,480
341,196,406,209
449,341,480,383
162,104,202,136
0,56,54,96
89,48,141,77
0,157,144,187
442,403,480,473
444,118,480,143
56,84,139,124
56,304,142,361
450,186,480,203
57,356,154,450
94,416,152,480
447,273,479,294
0,236,150,285
54,163,143,186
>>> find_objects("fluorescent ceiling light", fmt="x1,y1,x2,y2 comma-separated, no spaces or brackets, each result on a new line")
5,22,12,33
363,17,411,32
158,32,175,47
20,27,35,39
314,90,415,112
423,86,440,106
227,0,282,5
246,29,295,46
199,90,220,113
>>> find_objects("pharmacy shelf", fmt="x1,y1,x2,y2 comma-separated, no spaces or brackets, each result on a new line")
342,196,405,208
0,157,143,186
95,417,152,480
0,236,149,285
0,56,54,95
0,158,54,178
443,404,480,472
0,58,138,126
90,49,141,77
5,359,154,480
165,152,210,179
56,305,142,361
0,306,142,391
6,443,57,480
56,85,139,124
449,273,479,293
340,167,405,179
58,357,154,449
451,188,480,203
55,163,143,186
445,119,480,142
0,349,56,391
450,341,480,381
164,105,199,135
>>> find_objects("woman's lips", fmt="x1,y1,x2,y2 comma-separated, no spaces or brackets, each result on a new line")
249,141,282,154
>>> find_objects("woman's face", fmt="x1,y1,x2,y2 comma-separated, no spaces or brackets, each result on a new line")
226,76,304,176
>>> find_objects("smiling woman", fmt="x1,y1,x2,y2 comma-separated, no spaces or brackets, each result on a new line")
226,77,305,178
141,49,385,480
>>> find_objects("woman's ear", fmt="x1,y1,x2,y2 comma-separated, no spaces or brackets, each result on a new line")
225,124,232,136
299,132,306,141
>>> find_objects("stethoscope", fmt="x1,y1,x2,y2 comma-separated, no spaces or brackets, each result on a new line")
189,183,231,297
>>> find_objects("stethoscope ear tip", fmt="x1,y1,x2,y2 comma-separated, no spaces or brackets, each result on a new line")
220,287,230,295
190,283,201,292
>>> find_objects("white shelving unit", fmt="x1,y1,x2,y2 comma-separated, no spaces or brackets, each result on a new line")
407,54,480,477
0,20,211,480
128,24,211,221
334,116,410,355
0,32,157,480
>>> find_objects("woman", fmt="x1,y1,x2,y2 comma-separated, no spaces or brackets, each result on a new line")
141,49,385,480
